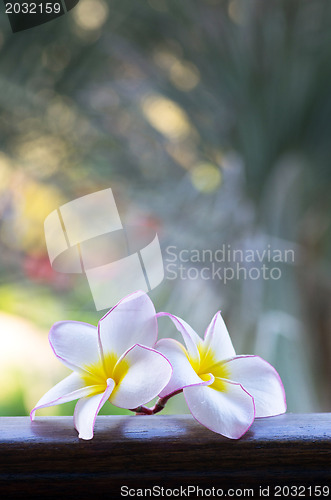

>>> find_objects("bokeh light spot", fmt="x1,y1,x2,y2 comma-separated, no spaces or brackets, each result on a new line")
141,94,193,141
170,61,200,91
228,0,245,25
73,0,109,31
190,162,222,193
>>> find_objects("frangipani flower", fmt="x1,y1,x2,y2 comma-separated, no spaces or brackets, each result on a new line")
156,312,286,439
31,291,172,440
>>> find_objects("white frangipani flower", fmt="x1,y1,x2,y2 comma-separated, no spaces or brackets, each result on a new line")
156,311,286,439
31,291,172,440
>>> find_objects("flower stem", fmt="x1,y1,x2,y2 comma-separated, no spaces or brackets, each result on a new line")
130,389,183,415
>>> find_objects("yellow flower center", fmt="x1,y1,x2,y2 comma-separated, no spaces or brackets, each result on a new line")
81,352,129,397
189,342,230,393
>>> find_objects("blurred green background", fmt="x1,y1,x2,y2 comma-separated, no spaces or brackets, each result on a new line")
0,0,330,418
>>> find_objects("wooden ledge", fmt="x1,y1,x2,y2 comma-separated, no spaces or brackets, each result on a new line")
0,413,330,497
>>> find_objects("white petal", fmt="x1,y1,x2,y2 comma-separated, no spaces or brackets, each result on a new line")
184,380,255,439
74,378,115,440
203,312,236,361
49,321,100,374
98,291,157,359
225,355,286,417
156,312,200,364
156,338,206,398
30,372,93,420
109,344,172,409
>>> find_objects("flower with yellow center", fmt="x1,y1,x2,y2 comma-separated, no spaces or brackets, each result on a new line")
156,312,286,439
31,291,172,440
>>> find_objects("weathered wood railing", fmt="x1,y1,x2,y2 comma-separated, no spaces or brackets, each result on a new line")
0,414,330,498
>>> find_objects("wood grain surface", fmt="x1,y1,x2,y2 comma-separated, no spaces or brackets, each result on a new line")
0,413,330,498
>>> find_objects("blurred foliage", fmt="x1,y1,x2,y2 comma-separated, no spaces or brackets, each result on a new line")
0,0,331,418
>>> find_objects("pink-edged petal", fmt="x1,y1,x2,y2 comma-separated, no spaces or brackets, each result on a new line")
156,312,200,365
49,321,100,374
184,379,255,439
74,378,115,440
203,312,236,360
156,338,206,398
109,344,172,409
98,291,157,359
30,372,94,420
224,355,287,417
